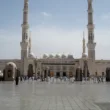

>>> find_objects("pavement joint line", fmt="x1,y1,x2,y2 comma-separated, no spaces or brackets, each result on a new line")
72,96,82,110
61,96,66,110
66,96,74,109
77,96,91,110
83,97,101,109
39,96,45,110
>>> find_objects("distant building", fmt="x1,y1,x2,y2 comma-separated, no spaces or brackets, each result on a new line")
0,0,110,81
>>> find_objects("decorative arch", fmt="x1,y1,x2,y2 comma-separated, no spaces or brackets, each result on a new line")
4,62,17,81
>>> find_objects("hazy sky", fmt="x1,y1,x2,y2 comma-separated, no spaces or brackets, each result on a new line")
0,0,110,59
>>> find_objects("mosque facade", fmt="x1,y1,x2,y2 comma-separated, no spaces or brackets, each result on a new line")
0,0,110,81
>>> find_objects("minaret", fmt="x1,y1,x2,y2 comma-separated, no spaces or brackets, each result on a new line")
87,0,96,60
82,32,86,55
28,31,31,55
20,0,29,75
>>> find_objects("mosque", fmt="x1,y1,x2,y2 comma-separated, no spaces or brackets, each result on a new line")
0,0,110,81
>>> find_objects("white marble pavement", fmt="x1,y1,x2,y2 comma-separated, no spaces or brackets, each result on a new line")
0,80,110,110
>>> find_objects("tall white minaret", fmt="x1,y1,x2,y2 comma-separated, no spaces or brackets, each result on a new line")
20,0,29,75
82,32,86,56
28,31,31,55
87,0,96,60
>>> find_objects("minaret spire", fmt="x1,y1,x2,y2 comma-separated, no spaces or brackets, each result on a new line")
20,0,29,75
87,0,96,60
87,0,94,43
83,31,86,55
22,0,29,41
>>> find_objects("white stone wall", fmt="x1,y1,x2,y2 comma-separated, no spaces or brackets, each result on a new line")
95,60,110,76
0,58,110,77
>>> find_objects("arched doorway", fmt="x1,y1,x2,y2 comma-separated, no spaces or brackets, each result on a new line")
56,72,60,78
75,68,82,81
44,70,47,78
63,72,66,77
28,64,34,78
4,62,17,81
106,68,110,82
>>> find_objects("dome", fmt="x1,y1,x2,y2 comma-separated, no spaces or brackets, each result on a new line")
49,54,54,58
29,52,36,59
6,62,17,68
67,54,74,59
43,54,48,59
55,54,60,58
61,54,66,58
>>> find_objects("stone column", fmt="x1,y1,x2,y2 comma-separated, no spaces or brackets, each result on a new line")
66,66,69,77
54,66,56,77
60,65,63,77
39,62,42,76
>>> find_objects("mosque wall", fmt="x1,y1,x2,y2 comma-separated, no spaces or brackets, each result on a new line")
95,60,110,76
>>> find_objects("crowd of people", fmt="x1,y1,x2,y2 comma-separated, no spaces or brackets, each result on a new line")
0,71,107,86
16,74,106,85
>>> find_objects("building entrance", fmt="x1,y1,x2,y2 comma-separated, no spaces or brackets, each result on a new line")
28,64,34,78
44,70,47,78
106,68,110,82
4,62,17,81
56,72,60,78
63,72,66,77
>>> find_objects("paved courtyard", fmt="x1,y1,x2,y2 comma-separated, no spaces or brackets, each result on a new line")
0,81,110,110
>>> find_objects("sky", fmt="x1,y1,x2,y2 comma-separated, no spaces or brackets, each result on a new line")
0,0,110,59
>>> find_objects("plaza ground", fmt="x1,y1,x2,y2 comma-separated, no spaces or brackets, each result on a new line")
0,81,110,110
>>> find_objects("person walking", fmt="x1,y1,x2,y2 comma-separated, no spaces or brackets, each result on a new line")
15,70,19,85
20,76,22,81
15,76,19,85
